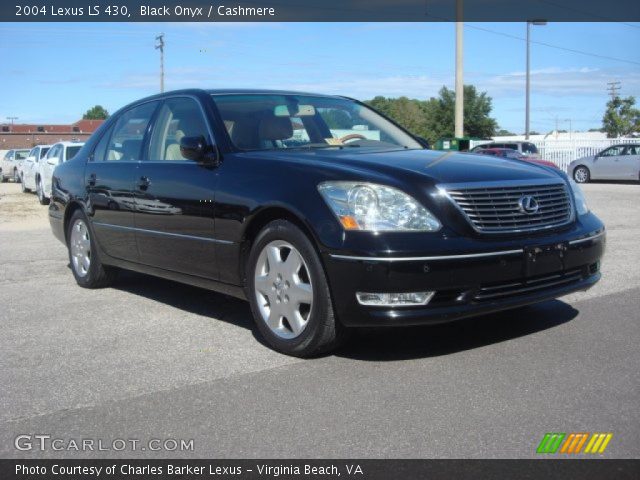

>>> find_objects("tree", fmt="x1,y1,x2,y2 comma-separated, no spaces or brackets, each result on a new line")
496,128,516,136
321,109,353,129
426,85,497,140
83,105,109,120
602,96,639,138
365,85,498,145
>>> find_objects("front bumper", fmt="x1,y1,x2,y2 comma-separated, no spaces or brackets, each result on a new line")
323,220,605,327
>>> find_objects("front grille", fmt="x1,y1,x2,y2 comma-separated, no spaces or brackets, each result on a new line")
474,269,583,301
445,182,573,233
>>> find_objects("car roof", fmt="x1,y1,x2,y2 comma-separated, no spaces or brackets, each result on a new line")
206,88,343,98
124,88,345,107
52,141,85,147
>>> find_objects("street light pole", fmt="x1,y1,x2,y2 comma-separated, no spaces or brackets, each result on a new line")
454,0,464,138
525,20,546,139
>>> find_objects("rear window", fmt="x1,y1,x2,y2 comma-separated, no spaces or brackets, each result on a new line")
15,151,30,160
65,146,82,161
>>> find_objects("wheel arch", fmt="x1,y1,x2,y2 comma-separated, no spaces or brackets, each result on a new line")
239,206,323,286
63,201,85,244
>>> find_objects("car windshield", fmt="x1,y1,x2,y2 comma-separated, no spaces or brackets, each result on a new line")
211,94,422,151
65,146,82,161
522,142,539,154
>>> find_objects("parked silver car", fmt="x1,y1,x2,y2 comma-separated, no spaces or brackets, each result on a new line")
569,144,640,183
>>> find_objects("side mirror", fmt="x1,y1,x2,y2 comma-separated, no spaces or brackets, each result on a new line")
46,157,60,166
180,136,219,166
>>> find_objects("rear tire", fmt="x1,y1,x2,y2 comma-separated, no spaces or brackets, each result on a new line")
246,219,348,357
573,165,590,183
67,210,117,288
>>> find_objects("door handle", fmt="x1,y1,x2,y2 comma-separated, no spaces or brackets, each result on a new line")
137,176,151,191
87,173,96,187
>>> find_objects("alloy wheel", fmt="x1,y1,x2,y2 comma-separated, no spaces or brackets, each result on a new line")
574,167,589,183
70,219,91,277
254,240,314,339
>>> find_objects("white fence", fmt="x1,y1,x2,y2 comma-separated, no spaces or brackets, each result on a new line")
473,138,638,172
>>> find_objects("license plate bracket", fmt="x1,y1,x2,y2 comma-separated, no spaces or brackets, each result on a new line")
524,242,568,278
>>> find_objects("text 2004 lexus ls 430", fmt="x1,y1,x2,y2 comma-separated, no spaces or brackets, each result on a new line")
49,90,605,356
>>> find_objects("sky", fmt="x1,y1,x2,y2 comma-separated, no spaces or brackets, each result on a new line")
0,21,639,134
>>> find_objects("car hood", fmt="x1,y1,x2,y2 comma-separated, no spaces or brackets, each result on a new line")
249,148,564,186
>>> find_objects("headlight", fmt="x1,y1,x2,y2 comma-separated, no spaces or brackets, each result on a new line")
318,181,441,232
568,179,589,216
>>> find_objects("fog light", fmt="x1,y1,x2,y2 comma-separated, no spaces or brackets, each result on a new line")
356,291,435,307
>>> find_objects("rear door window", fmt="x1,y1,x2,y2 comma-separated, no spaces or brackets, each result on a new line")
99,101,159,161
65,146,82,161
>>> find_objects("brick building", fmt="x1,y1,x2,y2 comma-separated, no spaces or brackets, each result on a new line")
0,119,104,149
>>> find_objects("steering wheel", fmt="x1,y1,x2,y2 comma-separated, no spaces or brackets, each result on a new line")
339,133,367,144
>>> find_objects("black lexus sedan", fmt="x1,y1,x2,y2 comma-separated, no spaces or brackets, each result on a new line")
49,89,605,356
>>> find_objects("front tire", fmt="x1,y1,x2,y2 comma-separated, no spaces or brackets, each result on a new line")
13,169,19,183
573,165,590,183
67,210,117,288
36,177,50,205
246,220,347,357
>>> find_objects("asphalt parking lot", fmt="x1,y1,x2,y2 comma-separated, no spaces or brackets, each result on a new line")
0,181,638,459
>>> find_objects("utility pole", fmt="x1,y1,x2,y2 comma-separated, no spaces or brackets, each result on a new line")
565,118,572,139
454,0,464,139
606,81,621,100
6,116,18,125
155,33,165,93
525,20,547,140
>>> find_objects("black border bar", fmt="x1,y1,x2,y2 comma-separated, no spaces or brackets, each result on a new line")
2,459,640,480
3,0,640,22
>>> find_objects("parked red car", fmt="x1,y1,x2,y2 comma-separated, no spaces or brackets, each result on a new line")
477,148,558,169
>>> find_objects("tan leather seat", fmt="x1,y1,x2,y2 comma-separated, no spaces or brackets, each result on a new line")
165,130,185,160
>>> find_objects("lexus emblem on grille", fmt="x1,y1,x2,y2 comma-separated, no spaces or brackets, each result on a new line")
518,195,539,214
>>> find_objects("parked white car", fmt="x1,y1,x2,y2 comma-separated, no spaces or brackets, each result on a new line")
36,141,84,204
1,149,30,182
568,144,640,183
20,145,52,192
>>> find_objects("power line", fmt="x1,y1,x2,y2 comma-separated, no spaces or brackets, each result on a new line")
463,23,640,67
